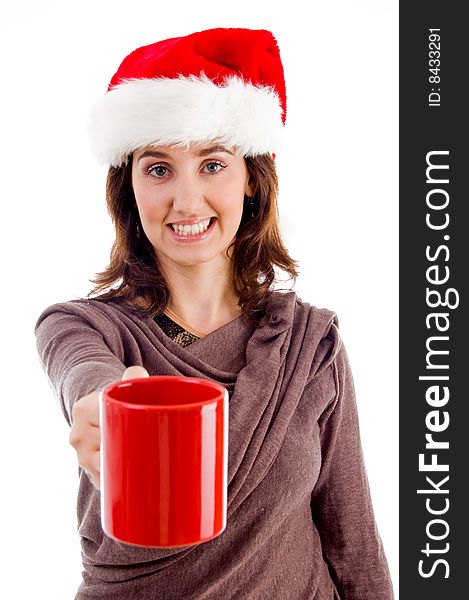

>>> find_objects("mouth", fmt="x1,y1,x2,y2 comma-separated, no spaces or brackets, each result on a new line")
166,217,216,241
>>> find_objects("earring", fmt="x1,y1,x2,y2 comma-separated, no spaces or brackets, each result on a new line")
135,221,140,237
247,196,255,219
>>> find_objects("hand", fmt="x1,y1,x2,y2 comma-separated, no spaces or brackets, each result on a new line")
68,365,149,489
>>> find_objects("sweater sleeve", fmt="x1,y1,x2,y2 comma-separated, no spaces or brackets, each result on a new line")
310,343,394,599
34,304,127,427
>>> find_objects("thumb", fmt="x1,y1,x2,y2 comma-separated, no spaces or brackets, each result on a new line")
122,365,150,381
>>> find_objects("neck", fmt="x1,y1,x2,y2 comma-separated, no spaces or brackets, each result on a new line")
159,256,241,334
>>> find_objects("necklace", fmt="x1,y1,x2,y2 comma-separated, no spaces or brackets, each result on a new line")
163,306,206,338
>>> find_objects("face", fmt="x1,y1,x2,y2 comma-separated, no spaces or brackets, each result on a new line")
131,143,253,270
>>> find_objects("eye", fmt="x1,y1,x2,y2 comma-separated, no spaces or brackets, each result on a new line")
204,161,226,174
147,164,169,178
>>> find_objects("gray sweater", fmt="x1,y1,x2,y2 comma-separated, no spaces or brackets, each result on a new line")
35,290,394,599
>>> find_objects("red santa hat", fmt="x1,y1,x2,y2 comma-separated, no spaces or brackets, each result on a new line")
88,27,286,167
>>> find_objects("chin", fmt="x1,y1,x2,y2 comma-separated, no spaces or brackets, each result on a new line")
156,248,219,267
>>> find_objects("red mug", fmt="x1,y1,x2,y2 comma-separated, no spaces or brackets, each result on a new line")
99,376,228,548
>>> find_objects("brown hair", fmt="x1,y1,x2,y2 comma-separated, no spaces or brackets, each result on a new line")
88,153,299,326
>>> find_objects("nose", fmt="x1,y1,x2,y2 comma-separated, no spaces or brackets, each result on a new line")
171,173,206,217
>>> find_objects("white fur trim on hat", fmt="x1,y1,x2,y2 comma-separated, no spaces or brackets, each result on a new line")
87,73,284,167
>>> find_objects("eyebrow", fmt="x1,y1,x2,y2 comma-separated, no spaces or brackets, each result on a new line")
137,145,234,162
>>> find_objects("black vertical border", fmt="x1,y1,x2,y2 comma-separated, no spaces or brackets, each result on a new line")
400,2,467,597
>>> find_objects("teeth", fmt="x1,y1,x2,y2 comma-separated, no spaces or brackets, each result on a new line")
171,218,211,236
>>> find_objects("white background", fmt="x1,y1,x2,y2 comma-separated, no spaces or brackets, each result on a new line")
0,1,398,598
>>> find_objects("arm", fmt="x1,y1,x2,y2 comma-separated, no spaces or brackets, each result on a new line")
310,344,394,599
35,306,128,426
35,304,147,487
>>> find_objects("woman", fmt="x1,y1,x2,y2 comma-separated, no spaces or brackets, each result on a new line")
35,27,394,599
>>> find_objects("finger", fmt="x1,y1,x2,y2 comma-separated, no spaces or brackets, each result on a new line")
122,365,149,380
77,447,100,481
72,392,100,427
69,426,100,451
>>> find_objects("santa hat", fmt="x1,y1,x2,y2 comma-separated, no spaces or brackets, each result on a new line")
88,27,286,167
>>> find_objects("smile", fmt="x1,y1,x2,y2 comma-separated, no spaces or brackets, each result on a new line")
167,217,216,241
170,218,213,236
